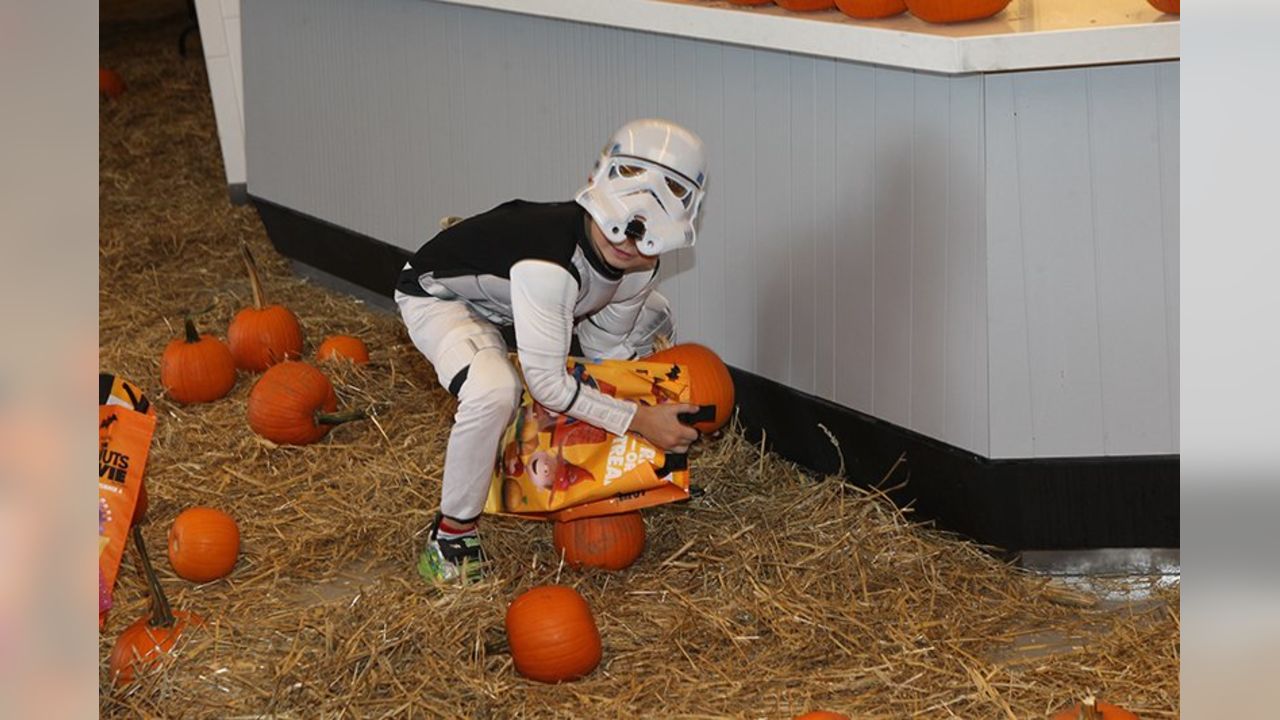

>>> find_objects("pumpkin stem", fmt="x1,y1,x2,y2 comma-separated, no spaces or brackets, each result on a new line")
315,409,366,426
183,316,200,343
130,523,176,628
241,243,266,310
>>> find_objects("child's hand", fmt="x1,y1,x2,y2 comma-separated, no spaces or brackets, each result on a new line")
628,403,701,453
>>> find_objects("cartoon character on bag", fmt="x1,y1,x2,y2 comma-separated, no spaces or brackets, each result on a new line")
528,449,596,506
501,400,603,511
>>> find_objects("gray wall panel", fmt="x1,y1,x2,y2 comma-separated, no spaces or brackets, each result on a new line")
1015,69,1108,458
985,65,1179,457
1157,63,1180,450
244,0,1174,458
943,75,989,456
752,49,793,385
719,44,759,383
831,62,878,418
871,66,915,430
984,75,1037,457
1086,65,1176,454
790,55,818,395
813,58,838,402
910,72,951,443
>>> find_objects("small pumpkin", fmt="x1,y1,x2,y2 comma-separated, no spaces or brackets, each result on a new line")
227,244,304,372
109,609,203,684
506,585,602,683
161,317,237,404
726,0,774,5
904,0,1010,23
168,507,240,583
645,343,735,433
1147,0,1178,14
794,713,851,720
316,335,370,364
776,0,836,10
1051,697,1139,720
553,512,646,570
99,68,126,99
834,0,906,18
247,360,363,445
110,524,202,684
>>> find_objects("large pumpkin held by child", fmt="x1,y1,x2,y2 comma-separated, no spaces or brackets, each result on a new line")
645,343,735,434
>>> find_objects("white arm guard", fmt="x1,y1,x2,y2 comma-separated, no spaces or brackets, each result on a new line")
509,260,638,436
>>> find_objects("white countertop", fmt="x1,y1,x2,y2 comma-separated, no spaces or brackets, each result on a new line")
432,0,1179,74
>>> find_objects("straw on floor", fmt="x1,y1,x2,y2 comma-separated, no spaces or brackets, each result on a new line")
99,14,1179,719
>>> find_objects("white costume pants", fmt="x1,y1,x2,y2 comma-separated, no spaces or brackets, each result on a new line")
395,290,673,523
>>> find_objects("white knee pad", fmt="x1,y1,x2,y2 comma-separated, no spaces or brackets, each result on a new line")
396,291,509,394
454,348,522,423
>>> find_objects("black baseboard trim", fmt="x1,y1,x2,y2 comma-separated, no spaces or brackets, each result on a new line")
730,369,1178,552
252,195,412,300
252,196,1180,553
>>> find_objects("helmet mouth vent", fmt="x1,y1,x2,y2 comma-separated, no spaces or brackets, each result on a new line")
624,218,646,241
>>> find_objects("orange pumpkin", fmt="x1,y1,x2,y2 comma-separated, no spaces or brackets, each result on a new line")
506,585,602,683
1051,698,1139,720
553,512,646,570
794,713,851,720
227,244,304,372
904,0,1010,23
109,610,203,684
168,507,240,582
726,0,774,5
247,361,362,445
99,68,126,99
161,317,237,404
111,523,202,684
834,0,906,18
645,343,735,433
316,335,370,364
1147,0,1178,13
776,0,835,10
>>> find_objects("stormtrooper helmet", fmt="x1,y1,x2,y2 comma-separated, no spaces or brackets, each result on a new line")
575,118,707,257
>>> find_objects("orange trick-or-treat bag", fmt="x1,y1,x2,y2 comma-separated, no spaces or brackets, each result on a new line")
99,374,156,627
485,357,699,522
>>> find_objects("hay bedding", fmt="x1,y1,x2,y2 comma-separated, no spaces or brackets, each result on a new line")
99,14,1179,719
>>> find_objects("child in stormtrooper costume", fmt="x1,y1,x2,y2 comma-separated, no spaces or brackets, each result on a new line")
396,118,707,583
